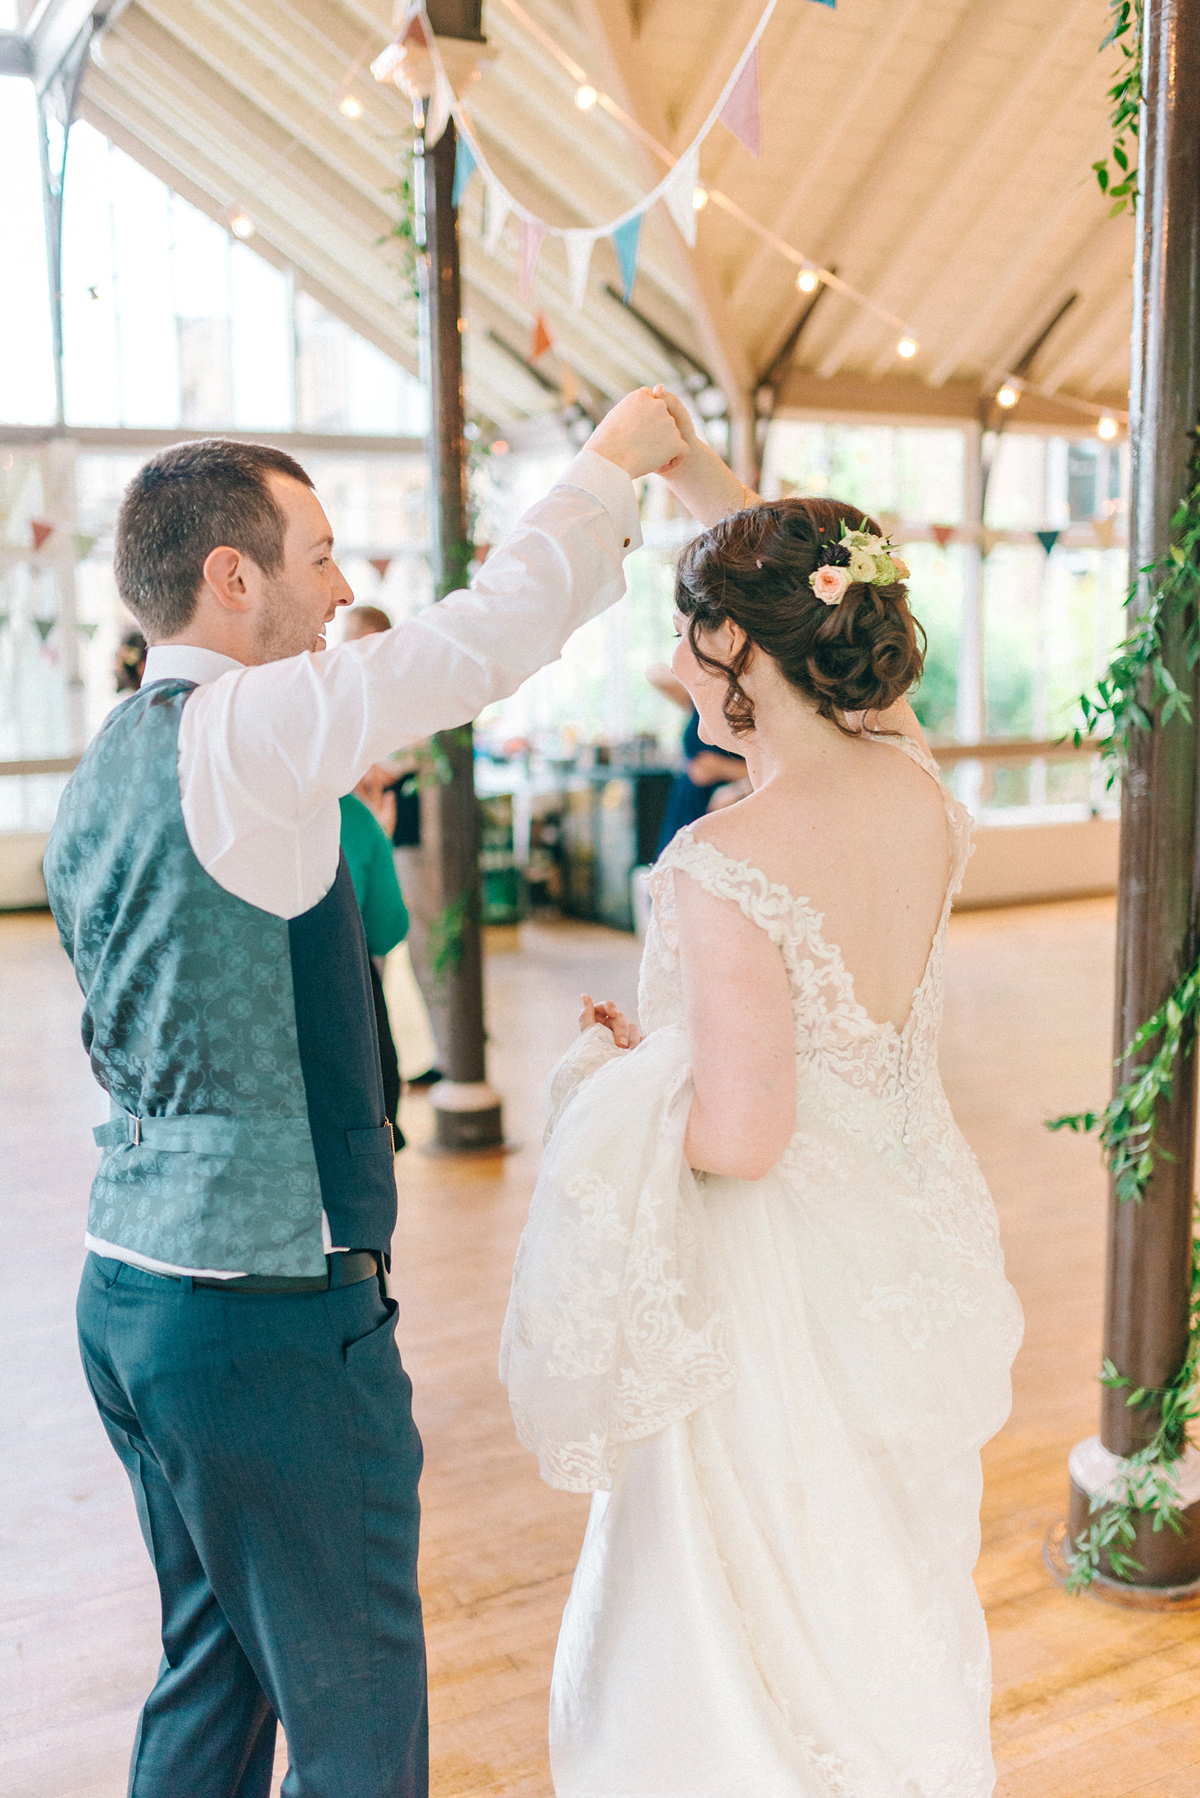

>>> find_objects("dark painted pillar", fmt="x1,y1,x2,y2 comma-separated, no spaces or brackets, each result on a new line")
417,11,502,1151
1067,0,1200,1587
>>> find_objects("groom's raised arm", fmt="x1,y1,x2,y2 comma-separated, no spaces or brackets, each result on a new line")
184,445,638,804
174,391,685,916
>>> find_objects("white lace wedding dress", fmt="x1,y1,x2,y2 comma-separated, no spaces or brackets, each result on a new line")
501,736,1024,1797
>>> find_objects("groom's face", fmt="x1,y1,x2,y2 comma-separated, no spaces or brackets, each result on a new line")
248,474,355,662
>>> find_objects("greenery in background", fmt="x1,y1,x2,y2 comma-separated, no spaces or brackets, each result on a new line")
381,143,422,310
1092,0,1143,215
1051,443,1200,1591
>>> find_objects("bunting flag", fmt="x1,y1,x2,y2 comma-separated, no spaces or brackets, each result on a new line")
612,214,643,304
483,178,511,254
931,524,955,549
719,45,762,158
979,528,1001,558
452,133,477,207
77,620,99,641
530,312,553,361
1093,516,1117,549
1036,529,1061,556
565,230,595,309
74,532,96,561
425,66,454,147
519,218,546,299
664,143,701,247
369,557,391,580
32,617,55,642
559,363,578,408
31,520,53,550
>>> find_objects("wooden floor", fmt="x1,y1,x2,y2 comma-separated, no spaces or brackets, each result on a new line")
2,900,1199,1796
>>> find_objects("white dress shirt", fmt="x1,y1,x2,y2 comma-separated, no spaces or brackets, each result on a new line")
85,448,641,1278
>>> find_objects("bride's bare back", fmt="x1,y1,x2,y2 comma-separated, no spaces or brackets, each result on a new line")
692,718,949,1035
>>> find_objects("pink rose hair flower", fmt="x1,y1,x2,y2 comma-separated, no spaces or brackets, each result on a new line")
810,564,851,606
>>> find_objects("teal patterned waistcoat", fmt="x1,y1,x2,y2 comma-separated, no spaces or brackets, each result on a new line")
44,680,397,1275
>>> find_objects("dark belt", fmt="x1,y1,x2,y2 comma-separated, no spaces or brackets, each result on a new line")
154,1250,382,1295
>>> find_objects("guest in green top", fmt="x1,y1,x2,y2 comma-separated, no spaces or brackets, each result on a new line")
339,791,409,1150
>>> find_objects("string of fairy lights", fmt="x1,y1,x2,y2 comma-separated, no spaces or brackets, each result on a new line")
214,0,1127,443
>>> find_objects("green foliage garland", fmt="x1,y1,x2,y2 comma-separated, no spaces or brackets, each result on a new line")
1049,443,1200,1590
1072,446,1200,786
1091,0,1143,216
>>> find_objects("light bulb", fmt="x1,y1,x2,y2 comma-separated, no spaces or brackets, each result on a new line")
996,384,1018,409
575,84,598,110
692,186,709,212
1098,414,1118,440
340,95,363,119
896,335,917,360
796,266,819,294
230,212,255,240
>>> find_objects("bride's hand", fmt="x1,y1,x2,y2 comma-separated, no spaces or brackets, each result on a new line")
580,992,642,1050
650,385,699,476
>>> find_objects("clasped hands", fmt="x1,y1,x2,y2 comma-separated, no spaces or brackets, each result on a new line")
587,384,698,482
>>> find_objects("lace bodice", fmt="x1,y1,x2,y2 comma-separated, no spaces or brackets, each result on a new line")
641,734,973,1108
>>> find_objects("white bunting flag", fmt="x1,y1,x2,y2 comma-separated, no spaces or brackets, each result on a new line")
519,218,546,300
564,230,595,310
425,66,453,146
483,177,511,253
664,143,701,248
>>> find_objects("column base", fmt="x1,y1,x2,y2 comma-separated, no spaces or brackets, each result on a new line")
1043,1520,1200,1610
427,1080,505,1154
1042,1435,1200,1601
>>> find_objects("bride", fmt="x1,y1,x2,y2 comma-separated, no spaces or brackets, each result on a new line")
501,398,1024,1798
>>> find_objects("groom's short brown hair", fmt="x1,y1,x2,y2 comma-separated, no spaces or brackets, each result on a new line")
114,438,314,640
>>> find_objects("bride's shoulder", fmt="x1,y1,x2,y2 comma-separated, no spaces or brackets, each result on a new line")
688,789,809,869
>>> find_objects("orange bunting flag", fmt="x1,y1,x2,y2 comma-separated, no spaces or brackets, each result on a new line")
719,46,762,159
31,520,54,551
530,313,554,361
369,558,391,581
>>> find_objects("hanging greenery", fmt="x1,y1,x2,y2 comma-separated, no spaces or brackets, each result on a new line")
1091,0,1143,216
1049,441,1200,1591
1071,448,1200,786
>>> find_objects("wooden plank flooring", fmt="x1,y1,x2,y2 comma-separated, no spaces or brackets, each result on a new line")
2,899,1199,1795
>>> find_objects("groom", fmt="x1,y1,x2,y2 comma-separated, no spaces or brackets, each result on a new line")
44,389,684,1798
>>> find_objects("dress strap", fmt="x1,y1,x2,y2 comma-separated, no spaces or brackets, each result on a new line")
652,830,806,961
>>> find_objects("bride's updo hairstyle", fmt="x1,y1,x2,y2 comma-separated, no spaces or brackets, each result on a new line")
674,496,925,736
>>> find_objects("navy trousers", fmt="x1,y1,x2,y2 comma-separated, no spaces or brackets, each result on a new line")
76,1254,427,1798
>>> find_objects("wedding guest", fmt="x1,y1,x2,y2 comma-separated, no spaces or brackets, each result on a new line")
114,627,146,692
340,789,409,1152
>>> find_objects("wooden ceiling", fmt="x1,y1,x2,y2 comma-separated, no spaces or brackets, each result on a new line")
29,0,1134,448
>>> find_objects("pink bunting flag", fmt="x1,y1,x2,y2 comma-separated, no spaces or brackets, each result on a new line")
369,558,391,580
31,520,54,551
518,219,545,300
931,524,955,549
720,46,761,159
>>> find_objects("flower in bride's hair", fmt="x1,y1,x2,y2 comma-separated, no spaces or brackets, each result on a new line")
847,547,878,583
810,564,851,605
892,556,910,581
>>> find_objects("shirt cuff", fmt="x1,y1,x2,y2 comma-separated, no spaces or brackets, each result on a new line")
558,448,643,557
